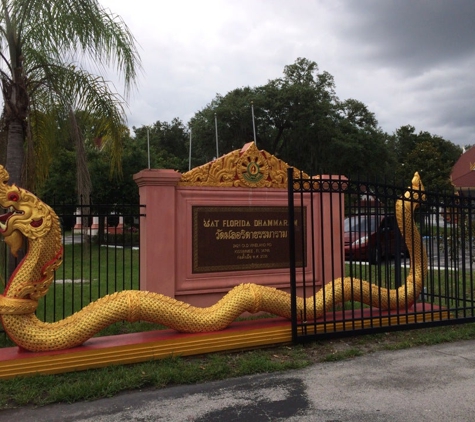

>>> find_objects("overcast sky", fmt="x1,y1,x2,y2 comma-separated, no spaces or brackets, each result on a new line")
100,0,475,147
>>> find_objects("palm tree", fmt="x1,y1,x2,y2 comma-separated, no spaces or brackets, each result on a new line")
0,0,140,190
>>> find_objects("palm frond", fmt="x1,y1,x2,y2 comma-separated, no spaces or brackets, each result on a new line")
18,0,141,95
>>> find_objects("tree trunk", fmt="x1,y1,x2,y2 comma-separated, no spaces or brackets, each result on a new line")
70,109,92,250
0,116,7,167
69,109,92,201
2,68,29,278
5,118,25,187
4,117,27,278
2,60,30,186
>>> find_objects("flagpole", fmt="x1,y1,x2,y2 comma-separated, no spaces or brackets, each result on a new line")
251,101,257,147
147,127,150,169
214,113,219,158
188,128,192,171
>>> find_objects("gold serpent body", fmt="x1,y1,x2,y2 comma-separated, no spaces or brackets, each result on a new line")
0,166,427,352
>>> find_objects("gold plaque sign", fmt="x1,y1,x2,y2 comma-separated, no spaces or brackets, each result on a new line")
192,206,306,273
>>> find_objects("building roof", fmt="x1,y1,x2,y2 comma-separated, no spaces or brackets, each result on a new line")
451,145,475,189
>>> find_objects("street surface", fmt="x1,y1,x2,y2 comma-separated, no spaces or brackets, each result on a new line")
3,340,475,421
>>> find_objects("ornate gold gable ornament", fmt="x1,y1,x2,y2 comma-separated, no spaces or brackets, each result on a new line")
178,142,309,188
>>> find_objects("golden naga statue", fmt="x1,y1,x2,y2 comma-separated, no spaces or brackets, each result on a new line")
0,165,427,352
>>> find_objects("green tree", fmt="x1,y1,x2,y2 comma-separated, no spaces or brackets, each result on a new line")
189,58,338,170
133,119,189,172
88,137,145,204
328,99,395,178
387,125,463,191
36,132,147,233
36,148,77,203
189,58,392,179
256,58,338,170
0,0,140,192
189,88,257,166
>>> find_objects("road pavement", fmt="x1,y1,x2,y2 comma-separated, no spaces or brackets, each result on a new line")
3,339,475,421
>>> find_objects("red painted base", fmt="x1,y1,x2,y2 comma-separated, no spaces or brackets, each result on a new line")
0,302,445,362
0,303,448,378
0,317,290,363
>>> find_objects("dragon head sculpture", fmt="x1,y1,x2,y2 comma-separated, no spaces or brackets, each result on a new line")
0,165,62,302
0,165,55,257
407,171,426,202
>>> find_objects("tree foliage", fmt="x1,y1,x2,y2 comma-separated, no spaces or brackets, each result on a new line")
35,57,464,198
189,58,394,179
0,0,140,192
132,118,189,172
387,125,462,191
37,130,146,205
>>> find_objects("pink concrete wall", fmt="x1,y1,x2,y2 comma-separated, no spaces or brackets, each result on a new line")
134,169,345,308
134,169,182,297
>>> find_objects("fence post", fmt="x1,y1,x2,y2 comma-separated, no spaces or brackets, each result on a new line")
287,167,298,342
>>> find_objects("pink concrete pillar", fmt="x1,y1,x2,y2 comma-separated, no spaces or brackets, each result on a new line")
117,215,124,234
90,216,99,236
73,208,83,234
134,169,182,295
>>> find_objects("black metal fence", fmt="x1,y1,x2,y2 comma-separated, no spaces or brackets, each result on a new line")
0,200,144,333
288,169,475,342
2,175,475,345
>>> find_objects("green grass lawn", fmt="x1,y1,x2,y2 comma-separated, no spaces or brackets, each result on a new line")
0,241,142,348
37,243,140,322
344,259,475,323
0,242,139,323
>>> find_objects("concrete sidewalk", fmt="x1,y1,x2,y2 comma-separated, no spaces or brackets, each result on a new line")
2,339,475,421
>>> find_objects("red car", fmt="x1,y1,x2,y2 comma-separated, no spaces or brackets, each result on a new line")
344,214,406,263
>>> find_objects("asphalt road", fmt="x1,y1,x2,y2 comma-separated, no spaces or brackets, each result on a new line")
3,339,475,421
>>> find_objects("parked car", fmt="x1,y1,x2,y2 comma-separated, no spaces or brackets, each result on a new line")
344,214,407,263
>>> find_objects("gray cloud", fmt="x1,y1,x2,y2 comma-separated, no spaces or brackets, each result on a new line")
101,0,475,147
339,0,475,74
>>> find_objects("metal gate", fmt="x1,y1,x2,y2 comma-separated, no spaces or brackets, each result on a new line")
288,168,475,343
0,200,144,338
